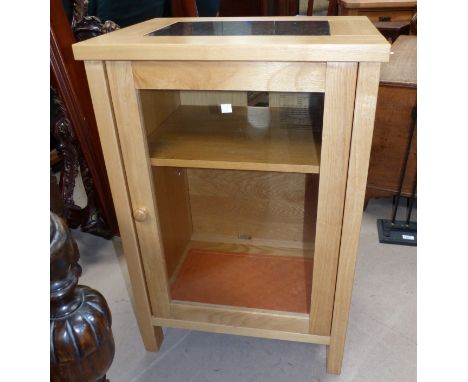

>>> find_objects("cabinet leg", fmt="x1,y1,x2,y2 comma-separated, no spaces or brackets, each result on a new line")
153,326,165,351
326,338,344,374
140,325,164,352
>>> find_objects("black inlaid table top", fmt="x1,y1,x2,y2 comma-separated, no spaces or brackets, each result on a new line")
72,17,391,62
148,21,330,37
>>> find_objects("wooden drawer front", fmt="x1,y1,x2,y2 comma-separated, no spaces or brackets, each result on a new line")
132,61,326,93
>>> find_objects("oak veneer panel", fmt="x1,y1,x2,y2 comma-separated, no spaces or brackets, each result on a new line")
154,308,330,345
188,169,318,244
73,16,390,62
169,301,311,335
329,17,383,36
133,61,326,93
170,249,314,313
327,62,381,374
83,60,163,351
106,61,171,318
148,105,322,173
309,62,358,336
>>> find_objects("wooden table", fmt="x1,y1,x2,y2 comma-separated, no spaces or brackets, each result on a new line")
73,16,389,375
366,35,416,204
338,0,416,22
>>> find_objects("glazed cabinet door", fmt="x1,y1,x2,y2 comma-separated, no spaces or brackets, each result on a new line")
106,61,172,320
101,59,361,346
309,62,358,336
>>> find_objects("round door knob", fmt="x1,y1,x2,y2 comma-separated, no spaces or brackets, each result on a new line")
133,208,148,222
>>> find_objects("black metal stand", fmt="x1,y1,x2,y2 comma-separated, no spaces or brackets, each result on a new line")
377,106,417,246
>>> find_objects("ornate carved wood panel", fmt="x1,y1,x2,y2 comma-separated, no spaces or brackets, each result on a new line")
50,0,118,235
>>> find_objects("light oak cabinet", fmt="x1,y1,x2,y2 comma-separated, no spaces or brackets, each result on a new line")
73,16,389,374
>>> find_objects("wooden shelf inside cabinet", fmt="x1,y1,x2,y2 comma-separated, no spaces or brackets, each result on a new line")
148,105,321,174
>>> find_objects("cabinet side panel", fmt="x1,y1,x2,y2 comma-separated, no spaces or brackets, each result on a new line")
106,60,171,317
327,62,381,374
83,60,163,350
152,167,193,280
309,62,358,335
140,90,181,137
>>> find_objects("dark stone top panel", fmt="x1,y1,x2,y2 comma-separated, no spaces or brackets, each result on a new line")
147,21,330,36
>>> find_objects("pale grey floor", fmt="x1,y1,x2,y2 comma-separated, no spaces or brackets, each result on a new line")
74,198,416,382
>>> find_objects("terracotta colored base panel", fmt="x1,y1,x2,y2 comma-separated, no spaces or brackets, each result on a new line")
170,249,313,313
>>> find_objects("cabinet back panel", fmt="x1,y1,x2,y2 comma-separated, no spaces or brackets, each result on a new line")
187,169,318,244
180,90,247,106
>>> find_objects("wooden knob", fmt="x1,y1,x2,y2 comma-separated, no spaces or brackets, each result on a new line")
133,208,148,222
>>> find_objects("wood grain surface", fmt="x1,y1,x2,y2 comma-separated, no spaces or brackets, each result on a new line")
309,62,357,336
106,61,171,318
134,61,326,93
84,61,164,351
73,16,390,62
327,62,381,374
169,301,310,334
148,105,322,173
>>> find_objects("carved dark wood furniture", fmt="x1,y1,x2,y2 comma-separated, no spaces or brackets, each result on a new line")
71,2,120,43
51,87,112,238
50,212,115,382
365,35,416,205
51,0,118,236
51,173,64,216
